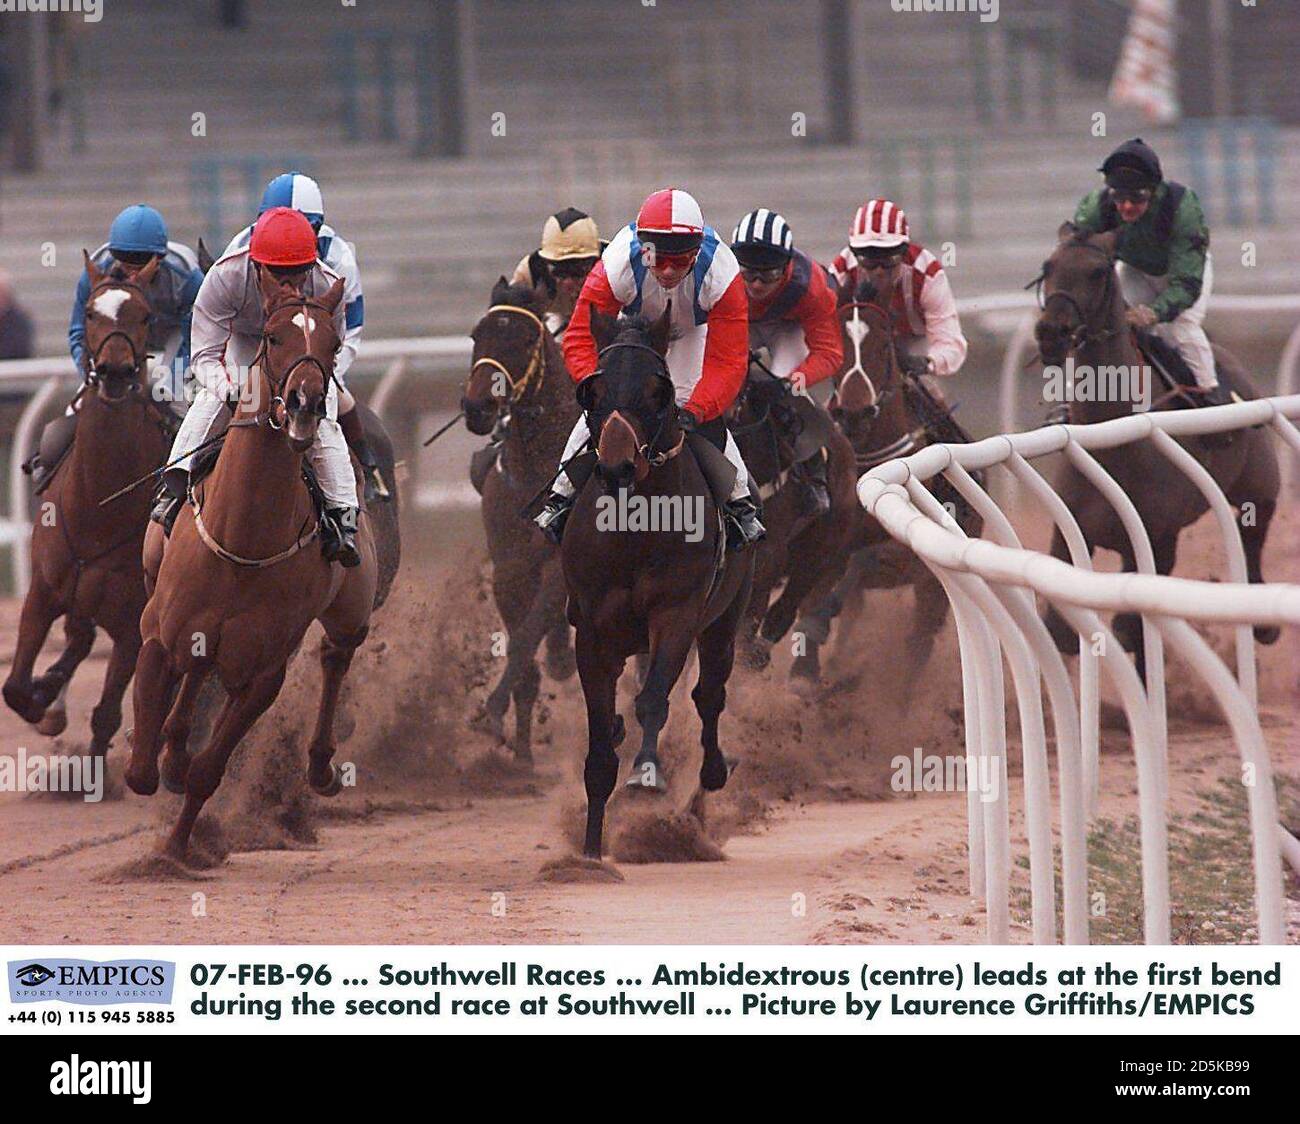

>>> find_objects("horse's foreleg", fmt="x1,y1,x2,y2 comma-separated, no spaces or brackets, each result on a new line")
628,610,696,793
1044,527,1089,654
306,626,367,796
3,576,62,724
1112,536,1176,686
1240,497,1280,644
165,664,286,861
88,624,140,761
693,585,747,796
510,565,570,764
902,564,950,679
575,626,619,859
124,639,179,796
159,667,211,793
32,614,95,721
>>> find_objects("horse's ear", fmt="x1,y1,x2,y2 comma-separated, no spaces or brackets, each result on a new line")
197,238,215,274
531,276,551,311
588,305,620,351
255,262,283,308
646,304,672,357
490,274,511,305
835,277,854,308
320,276,346,314
83,250,102,288
134,255,162,287
1057,220,1080,243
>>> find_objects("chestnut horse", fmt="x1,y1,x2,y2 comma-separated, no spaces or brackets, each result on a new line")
1034,224,1280,675
793,287,981,686
729,370,858,675
461,279,578,762
126,271,384,862
4,254,175,759
562,311,754,860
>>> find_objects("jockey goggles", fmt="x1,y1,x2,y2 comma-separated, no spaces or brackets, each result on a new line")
740,264,785,284
854,245,906,269
548,258,594,280
1109,187,1153,206
645,248,699,272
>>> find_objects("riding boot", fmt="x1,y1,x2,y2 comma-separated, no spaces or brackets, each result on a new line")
724,496,766,550
338,406,390,503
150,469,188,536
1043,403,1071,427
793,449,831,519
24,412,79,494
534,491,575,545
322,505,362,568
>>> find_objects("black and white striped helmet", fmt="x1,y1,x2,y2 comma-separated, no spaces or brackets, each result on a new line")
730,208,795,270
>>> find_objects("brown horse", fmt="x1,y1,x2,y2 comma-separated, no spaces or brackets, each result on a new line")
3,254,176,761
729,370,859,674
125,270,386,862
461,279,578,763
562,311,754,860
1034,223,1280,673
793,286,981,686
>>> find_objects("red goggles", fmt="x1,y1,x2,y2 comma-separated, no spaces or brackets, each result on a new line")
648,250,698,271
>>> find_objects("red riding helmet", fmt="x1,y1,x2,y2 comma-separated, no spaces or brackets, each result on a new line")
249,206,318,267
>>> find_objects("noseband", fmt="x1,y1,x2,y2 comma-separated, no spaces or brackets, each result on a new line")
86,276,151,380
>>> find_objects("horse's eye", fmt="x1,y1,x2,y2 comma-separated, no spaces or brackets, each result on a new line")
268,335,280,347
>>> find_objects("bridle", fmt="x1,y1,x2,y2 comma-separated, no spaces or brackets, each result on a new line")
470,304,548,408
253,294,341,429
1033,241,1122,352
835,300,924,469
85,275,151,382
587,340,684,469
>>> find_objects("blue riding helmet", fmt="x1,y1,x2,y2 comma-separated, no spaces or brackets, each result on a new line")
259,172,325,229
107,204,169,255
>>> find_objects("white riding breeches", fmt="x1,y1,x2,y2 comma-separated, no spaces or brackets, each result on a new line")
552,415,751,502
166,340,357,508
749,320,834,406
1118,253,1217,389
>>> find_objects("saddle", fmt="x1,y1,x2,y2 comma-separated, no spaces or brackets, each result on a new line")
1133,329,1225,404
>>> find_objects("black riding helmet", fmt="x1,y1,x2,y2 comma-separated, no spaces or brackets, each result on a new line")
1100,138,1163,192
730,208,795,271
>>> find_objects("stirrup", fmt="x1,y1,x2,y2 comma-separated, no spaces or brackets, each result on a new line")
534,493,574,545
724,499,766,550
363,462,391,503
322,506,362,568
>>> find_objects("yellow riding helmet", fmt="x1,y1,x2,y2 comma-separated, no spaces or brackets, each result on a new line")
538,207,602,262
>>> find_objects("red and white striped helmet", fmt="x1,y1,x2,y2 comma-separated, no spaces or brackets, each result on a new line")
636,187,704,235
848,199,910,250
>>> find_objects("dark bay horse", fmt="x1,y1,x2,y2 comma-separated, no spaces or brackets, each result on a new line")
793,287,980,686
562,311,754,860
462,279,579,763
1034,223,1280,672
729,371,859,674
126,271,394,863
3,254,176,759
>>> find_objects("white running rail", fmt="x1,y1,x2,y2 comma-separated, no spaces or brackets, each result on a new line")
858,395,1300,945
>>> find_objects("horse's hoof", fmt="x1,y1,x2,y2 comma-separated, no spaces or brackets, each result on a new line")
610,714,626,749
470,706,506,743
625,762,669,793
309,761,344,797
699,754,734,792
36,710,68,737
789,672,820,699
160,754,189,795
125,763,159,797
509,745,535,771
3,685,46,726
1254,624,1281,646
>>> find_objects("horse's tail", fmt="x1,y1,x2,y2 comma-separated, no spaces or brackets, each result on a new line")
356,401,402,609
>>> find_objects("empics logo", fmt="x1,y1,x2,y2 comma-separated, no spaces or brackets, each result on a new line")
7,958,175,1005
50,1056,151,1105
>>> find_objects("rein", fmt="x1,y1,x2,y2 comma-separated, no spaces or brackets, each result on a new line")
1035,241,1124,353
589,340,682,471
470,304,548,406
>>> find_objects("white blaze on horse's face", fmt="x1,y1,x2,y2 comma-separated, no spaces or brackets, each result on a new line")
91,288,132,324
291,310,317,347
843,305,878,407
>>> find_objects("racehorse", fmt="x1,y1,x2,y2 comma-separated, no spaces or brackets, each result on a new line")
126,269,396,863
462,279,579,763
3,253,176,760
1034,223,1280,674
561,310,754,860
728,368,859,674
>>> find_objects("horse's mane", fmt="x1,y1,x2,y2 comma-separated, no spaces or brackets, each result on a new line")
611,313,654,344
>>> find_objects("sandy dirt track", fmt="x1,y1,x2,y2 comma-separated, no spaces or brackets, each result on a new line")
1,505,1299,946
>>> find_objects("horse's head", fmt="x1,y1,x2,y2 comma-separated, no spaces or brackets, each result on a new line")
831,285,897,449
1033,222,1121,366
462,276,550,435
81,251,159,405
579,306,674,493
257,264,344,453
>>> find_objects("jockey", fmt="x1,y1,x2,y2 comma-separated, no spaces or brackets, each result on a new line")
534,187,765,549
150,207,362,567
731,207,842,517
829,198,968,389
509,207,605,338
1073,137,1226,406
223,172,387,501
25,205,203,492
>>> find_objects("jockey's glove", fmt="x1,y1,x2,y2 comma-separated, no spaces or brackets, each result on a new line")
678,408,700,434
898,352,930,378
